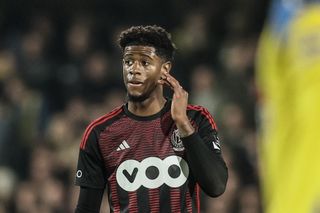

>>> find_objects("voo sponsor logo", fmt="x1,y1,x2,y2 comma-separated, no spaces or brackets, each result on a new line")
116,156,189,191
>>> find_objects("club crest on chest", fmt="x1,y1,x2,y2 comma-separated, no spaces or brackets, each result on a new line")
171,129,185,151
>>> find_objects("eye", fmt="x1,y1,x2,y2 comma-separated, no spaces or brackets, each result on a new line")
124,59,133,66
142,60,150,66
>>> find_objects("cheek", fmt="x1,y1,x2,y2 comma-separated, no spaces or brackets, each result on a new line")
123,66,128,74
122,68,128,79
146,72,160,84
148,66,161,79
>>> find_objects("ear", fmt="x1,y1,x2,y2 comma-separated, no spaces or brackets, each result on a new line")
158,61,172,85
161,61,172,75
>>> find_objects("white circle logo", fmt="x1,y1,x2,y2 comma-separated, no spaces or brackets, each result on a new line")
76,170,83,178
116,156,189,191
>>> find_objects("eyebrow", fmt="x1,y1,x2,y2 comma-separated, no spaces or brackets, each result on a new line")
123,53,154,60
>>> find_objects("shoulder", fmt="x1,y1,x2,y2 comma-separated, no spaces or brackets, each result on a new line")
187,104,217,130
187,104,212,119
87,105,124,130
80,105,124,149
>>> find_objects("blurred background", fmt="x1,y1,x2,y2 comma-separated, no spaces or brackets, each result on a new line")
0,0,270,212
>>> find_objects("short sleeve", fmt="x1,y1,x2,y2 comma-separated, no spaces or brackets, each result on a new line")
75,128,107,189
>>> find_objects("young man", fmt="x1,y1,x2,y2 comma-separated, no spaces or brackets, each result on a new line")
75,25,228,213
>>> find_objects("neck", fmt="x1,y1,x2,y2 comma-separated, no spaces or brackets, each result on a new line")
128,95,167,117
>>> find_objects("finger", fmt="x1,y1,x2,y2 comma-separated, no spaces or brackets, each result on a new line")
164,73,183,92
167,82,184,99
165,78,182,97
158,79,173,89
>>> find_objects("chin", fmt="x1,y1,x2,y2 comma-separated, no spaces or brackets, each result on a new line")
127,93,149,102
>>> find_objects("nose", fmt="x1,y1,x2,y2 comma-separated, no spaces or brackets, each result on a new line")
129,61,142,75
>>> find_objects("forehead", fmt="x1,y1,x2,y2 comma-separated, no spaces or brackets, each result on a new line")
123,45,158,58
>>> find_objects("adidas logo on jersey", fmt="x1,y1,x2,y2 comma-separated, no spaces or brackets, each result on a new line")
212,141,220,150
117,140,130,151
212,136,221,150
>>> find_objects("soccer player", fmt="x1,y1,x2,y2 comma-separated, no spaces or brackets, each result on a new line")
74,25,228,213
257,1,320,212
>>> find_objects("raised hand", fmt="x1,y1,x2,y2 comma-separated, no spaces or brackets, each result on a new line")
159,72,194,137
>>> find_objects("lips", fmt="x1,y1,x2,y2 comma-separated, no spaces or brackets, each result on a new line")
129,80,143,84
127,80,144,87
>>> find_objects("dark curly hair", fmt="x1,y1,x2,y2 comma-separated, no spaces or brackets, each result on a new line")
118,25,176,62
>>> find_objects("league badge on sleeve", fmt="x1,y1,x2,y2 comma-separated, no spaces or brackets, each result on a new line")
171,129,185,151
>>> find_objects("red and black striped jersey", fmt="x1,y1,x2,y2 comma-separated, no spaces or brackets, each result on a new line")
75,100,224,213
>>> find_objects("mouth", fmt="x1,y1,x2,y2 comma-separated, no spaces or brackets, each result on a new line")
127,80,144,87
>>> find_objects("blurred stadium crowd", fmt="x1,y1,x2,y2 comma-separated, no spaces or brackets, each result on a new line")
0,1,269,212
